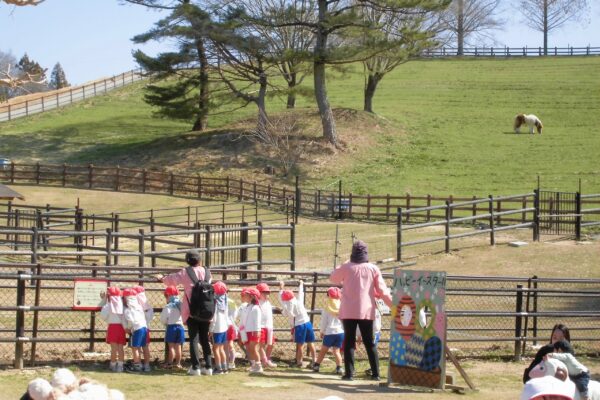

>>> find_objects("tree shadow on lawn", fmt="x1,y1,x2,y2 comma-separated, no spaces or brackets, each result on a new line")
306,380,429,396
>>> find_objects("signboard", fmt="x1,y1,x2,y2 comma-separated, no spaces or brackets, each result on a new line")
388,270,447,389
72,279,108,310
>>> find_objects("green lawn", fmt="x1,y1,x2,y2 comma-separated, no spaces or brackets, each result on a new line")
1,57,599,196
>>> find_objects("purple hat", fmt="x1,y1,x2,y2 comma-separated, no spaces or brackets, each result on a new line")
350,240,368,263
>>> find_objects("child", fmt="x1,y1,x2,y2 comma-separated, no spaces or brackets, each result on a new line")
133,285,154,372
279,280,316,368
122,287,148,373
100,286,125,372
239,287,263,373
313,286,344,375
211,281,230,375
550,340,591,399
358,297,388,376
159,285,185,370
226,295,241,369
257,282,277,368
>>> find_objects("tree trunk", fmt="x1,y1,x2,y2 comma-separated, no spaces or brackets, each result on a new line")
363,74,381,113
543,0,548,55
314,0,338,147
192,35,209,131
457,0,464,56
286,73,297,109
257,73,269,135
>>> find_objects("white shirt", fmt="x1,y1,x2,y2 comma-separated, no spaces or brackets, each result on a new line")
123,306,147,332
159,305,183,326
100,303,124,325
319,310,343,335
210,301,229,334
259,299,274,329
280,282,310,327
240,303,262,333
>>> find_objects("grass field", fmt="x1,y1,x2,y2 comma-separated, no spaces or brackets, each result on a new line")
3,358,600,400
1,57,599,196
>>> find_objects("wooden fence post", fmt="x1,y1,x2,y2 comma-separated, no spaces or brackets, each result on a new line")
29,264,42,365
514,285,524,361
105,228,112,269
427,194,432,222
35,162,40,184
488,195,495,246
575,192,582,241
226,177,230,200
14,271,26,369
533,190,540,241
62,163,67,186
397,208,403,261
14,209,20,250
197,175,202,199
290,223,296,273
257,222,263,281
445,201,451,253
138,229,145,279
386,194,391,220
205,225,212,270
113,214,120,265
406,193,411,223
150,219,156,268
10,161,15,183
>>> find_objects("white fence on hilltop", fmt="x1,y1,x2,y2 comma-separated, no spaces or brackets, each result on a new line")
0,69,145,122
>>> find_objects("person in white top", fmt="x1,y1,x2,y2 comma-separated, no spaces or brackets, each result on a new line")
313,287,344,375
133,286,154,372
99,286,125,372
122,287,148,373
210,281,230,375
279,280,317,368
239,287,263,373
160,285,185,370
256,283,277,368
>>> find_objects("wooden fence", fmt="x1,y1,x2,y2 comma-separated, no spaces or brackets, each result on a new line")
1,265,599,367
422,46,600,57
0,69,144,122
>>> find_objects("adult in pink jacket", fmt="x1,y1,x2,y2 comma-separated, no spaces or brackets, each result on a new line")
330,240,392,381
156,250,213,376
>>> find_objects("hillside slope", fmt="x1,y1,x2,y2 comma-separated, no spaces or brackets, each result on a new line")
1,57,599,196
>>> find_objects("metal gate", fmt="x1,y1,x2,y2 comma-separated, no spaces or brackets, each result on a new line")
538,191,579,236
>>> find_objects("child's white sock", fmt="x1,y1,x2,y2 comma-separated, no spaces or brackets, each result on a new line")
250,360,256,366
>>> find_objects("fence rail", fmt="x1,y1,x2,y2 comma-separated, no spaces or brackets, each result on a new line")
0,69,145,122
422,46,600,58
0,265,599,367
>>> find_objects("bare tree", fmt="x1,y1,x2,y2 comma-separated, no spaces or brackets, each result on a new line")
243,112,315,176
516,0,590,55
0,64,46,98
238,0,316,109
441,0,503,55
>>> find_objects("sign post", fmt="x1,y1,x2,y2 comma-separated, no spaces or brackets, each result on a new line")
72,279,108,311
388,270,447,389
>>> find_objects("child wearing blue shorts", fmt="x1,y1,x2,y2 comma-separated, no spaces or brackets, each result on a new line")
313,287,344,375
211,281,230,375
123,288,149,373
160,286,185,370
279,280,316,368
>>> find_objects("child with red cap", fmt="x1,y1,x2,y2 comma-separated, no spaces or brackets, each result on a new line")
122,287,148,372
133,286,154,372
100,286,125,372
226,295,241,369
239,287,263,373
313,286,344,375
160,286,185,370
210,281,230,375
256,282,277,368
279,280,317,368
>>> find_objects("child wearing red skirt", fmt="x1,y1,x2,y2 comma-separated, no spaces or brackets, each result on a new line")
100,286,126,372
239,287,263,374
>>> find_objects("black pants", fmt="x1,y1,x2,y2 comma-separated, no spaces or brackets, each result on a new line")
187,319,212,370
342,319,379,378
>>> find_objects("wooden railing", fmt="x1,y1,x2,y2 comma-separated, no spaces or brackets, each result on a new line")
0,69,144,122
421,46,600,58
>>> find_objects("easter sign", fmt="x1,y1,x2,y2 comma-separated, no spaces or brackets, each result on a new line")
388,270,446,389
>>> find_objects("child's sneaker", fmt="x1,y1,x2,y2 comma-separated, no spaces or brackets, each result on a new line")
115,364,124,373
143,364,152,372
312,363,320,373
335,366,344,375
201,367,213,376
249,363,264,374
228,362,236,370
125,363,143,373
187,367,201,376
212,368,223,375
264,360,278,368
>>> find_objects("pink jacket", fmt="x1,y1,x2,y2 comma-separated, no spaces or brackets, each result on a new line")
163,266,208,324
330,261,392,320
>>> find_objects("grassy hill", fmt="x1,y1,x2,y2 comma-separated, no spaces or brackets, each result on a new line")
1,57,599,196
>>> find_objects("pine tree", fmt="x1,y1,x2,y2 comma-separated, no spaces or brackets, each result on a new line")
17,53,45,77
49,63,69,89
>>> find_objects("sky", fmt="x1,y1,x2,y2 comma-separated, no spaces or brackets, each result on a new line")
0,0,599,85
